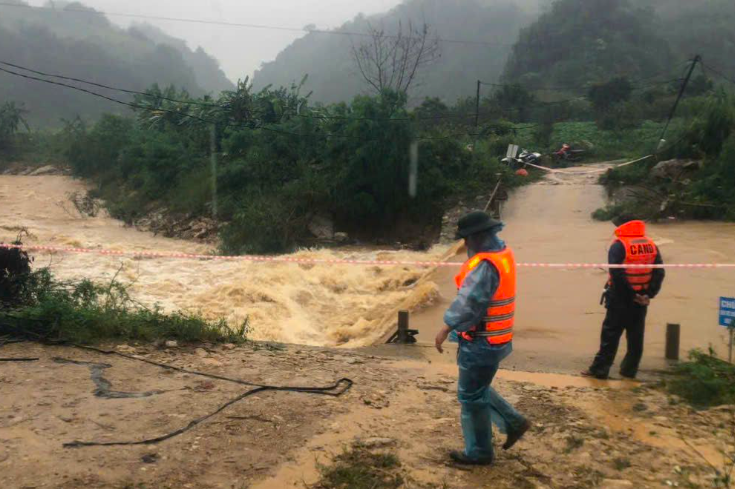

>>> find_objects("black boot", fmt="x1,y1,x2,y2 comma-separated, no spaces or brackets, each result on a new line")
581,369,609,380
449,451,493,466
503,419,531,450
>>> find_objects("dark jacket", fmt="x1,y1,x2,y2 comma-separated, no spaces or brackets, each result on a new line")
606,240,665,308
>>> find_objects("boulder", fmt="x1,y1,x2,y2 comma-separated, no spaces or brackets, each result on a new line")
651,159,702,180
307,215,334,240
29,165,60,176
359,437,396,448
600,480,634,489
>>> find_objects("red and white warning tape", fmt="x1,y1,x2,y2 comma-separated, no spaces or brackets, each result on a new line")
1,244,733,270
524,155,653,175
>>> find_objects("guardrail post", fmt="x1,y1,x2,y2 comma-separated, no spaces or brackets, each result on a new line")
665,323,680,361
397,311,410,344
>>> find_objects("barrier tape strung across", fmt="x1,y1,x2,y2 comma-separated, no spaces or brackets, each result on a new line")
2,244,734,270
523,155,654,175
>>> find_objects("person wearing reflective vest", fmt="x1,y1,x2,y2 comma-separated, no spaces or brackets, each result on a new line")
435,211,529,466
583,218,665,380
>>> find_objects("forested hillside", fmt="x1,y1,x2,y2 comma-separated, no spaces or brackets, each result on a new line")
503,0,735,92
0,0,231,126
253,0,540,104
502,0,674,90
646,0,735,80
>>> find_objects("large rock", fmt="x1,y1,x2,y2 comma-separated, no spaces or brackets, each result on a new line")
600,480,634,489
651,159,702,180
307,215,334,240
29,165,61,176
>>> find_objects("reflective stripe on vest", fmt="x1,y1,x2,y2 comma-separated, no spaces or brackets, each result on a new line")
610,221,657,293
454,248,516,345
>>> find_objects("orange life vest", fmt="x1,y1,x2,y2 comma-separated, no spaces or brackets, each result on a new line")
454,248,516,345
610,220,657,293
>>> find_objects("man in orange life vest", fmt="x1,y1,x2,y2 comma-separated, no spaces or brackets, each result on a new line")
435,211,530,465
583,218,665,380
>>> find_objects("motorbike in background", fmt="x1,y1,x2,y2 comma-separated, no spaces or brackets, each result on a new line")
501,149,542,169
554,143,585,163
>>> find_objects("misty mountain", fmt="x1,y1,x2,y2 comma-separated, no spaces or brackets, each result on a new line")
645,0,735,80
128,23,235,93
0,0,230,126
252,0,542,104
503,0,735,92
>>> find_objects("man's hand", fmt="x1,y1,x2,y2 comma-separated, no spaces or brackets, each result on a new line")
435,325,452,353
634,294,650,306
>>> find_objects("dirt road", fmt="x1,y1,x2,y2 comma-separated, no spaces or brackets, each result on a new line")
413,164,735,376
1,342,730,488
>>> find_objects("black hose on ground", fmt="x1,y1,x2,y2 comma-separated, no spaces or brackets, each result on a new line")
63,378,353,448
0,326,355,449
74,344,268,387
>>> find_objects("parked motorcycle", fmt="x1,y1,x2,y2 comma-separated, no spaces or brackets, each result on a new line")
554,143,585,163
501,149,542,169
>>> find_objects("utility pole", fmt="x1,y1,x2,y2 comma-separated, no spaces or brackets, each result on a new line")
471,80,482,154
210,124,218,219
658,55,701,151
474,80,481,129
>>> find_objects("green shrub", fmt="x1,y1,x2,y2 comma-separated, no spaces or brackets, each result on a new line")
1,269,247,345
315,444,403,489
167,166,214,215
0,101,29,154
664,349,735,409
66,114,135,177
219,192,308,255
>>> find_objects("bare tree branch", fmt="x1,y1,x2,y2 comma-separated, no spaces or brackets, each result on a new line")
350,20,441,96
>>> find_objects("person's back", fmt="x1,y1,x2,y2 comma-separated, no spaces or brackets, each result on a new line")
583,219,665,379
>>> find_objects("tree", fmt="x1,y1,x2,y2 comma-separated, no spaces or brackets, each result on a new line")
588,77,634,113
487,84,536,123
0,101,29,151
350,20,440,96
588,77,638,130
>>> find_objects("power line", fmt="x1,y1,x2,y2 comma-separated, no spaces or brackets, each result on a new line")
0,60,504,124
480,61,692,91
702,62,735,85
0,65,492,142
0,65,345,139
9,57,673,120
483,78,682,94
0,1,516,47
0,60,223,108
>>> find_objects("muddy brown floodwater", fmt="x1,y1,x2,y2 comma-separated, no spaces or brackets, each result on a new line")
1,168,734,369
413,163,735,376
2,169,734,489
0,175,447,347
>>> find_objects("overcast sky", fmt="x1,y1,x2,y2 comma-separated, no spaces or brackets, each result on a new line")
28,0,403,82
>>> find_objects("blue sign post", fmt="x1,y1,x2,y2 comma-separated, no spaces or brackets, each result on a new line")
720,297,735,363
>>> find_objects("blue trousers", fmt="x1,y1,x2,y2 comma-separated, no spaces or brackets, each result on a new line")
457,361,526,460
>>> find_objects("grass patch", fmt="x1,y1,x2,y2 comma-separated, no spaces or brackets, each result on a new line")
613,457,632,471
1,268,247,345
663,348,735,409
511,121,668,160
314,444,403,489
564,434,585,453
